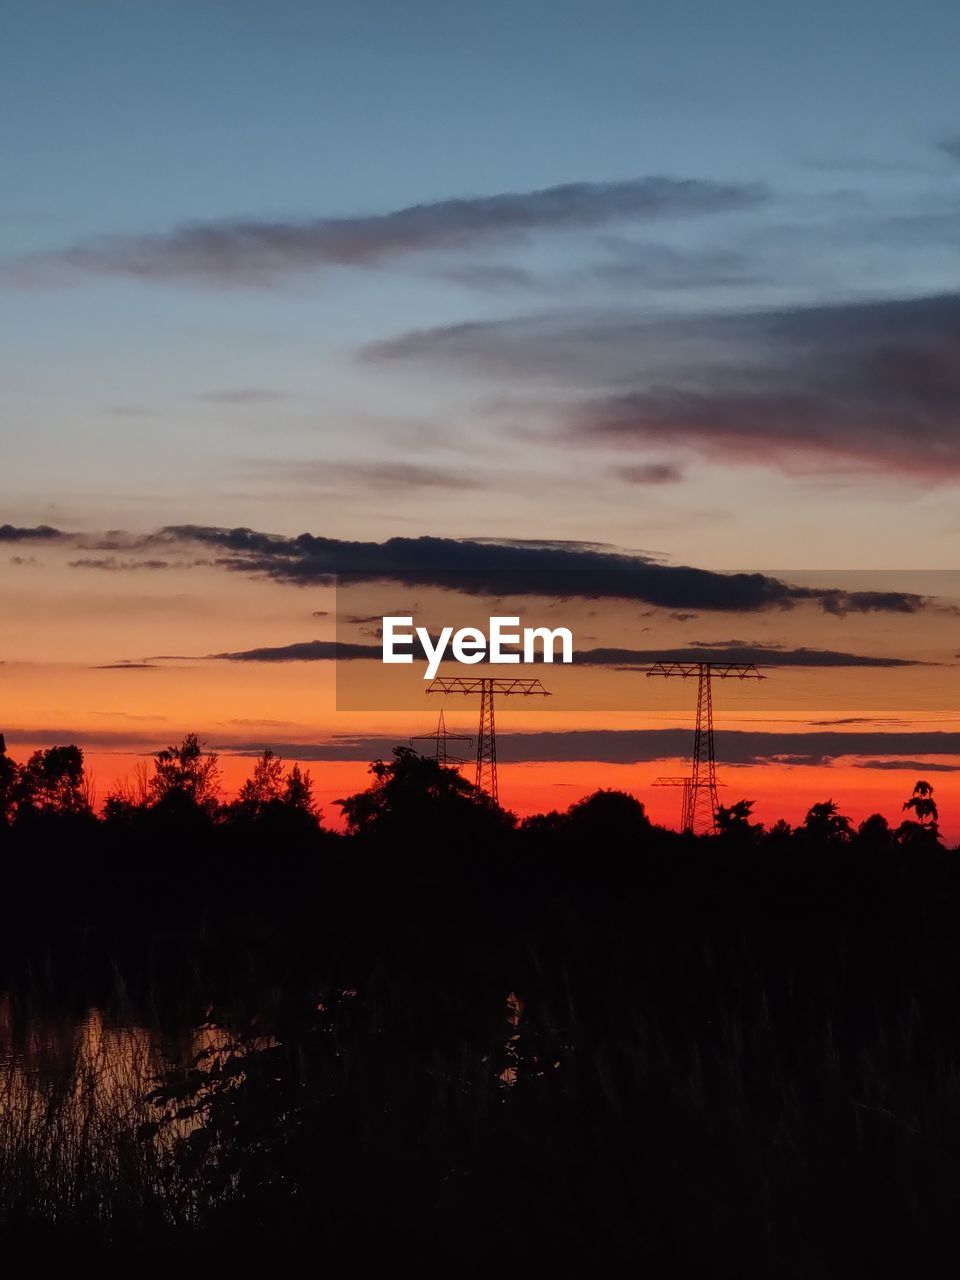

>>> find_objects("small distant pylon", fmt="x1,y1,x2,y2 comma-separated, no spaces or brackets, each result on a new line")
653,774,727,833
652,775,693,830
647,662,764,834
411,709,472,767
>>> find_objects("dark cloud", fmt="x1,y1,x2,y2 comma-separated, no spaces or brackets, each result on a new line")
164,524,927,615
208,637,919,670
858,759,960,772
0,523,64,542
939,136,960,162
2,727,155,750
211,640,379,663
614,463,684,485
368,292,960,477
214,728,960,765
810,716,914,727
764,752,834,767
12,178,767,286
93,662,159,670
576,645,921,669
68,556,211,571
471,536,631,554
818,590,931,616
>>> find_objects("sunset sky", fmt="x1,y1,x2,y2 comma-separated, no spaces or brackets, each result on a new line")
2,1,960,835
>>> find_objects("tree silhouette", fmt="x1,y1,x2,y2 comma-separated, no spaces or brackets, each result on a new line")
716,798,763,841
857,812,893,850
149,734,222,813
902,779,938,826
337,746,509,838
283,763,316,814
897,779,942,848
801,799,853,843
566,789,651,842
237,749,285,811
17,745,91,817
228,751,320,829
0,736,18,826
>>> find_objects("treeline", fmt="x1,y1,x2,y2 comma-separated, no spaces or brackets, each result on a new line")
0,732,317,832
0,738,958,1270
0,732,947,851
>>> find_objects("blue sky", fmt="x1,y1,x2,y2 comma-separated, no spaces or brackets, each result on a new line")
6,0,960,233
3,2,960,824
2,1,960,567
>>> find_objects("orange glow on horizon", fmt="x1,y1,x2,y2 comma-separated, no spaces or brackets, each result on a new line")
17,748,953,844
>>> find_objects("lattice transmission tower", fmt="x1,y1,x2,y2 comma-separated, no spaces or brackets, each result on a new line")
426,676,551,804
411,709,472,766
652,774,728,833
646,662,764,834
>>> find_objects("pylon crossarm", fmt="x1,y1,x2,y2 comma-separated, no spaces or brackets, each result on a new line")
653,776,728,788
427,677,551,696
646,662,765,680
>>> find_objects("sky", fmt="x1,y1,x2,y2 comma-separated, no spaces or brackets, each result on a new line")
2,1,959,834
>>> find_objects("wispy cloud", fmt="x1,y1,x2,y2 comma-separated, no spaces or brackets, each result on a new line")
614,463,684,485
436,242,761,296
367,291,960,477
254,460,486,493
7,177,767,287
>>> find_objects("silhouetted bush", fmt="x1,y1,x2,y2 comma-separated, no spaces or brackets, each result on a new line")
0,742,956,1271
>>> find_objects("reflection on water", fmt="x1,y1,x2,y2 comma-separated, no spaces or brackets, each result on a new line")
0,981,529,1219
0,992,229,1187
500,990,523,1086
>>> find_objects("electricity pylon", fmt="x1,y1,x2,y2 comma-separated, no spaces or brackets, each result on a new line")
652,774,727,833
646,662,764,834
652,775,692,829
426,676,551,804
411,709,472,766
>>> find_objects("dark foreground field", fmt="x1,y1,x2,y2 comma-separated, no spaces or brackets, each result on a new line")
0,749,957,1275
